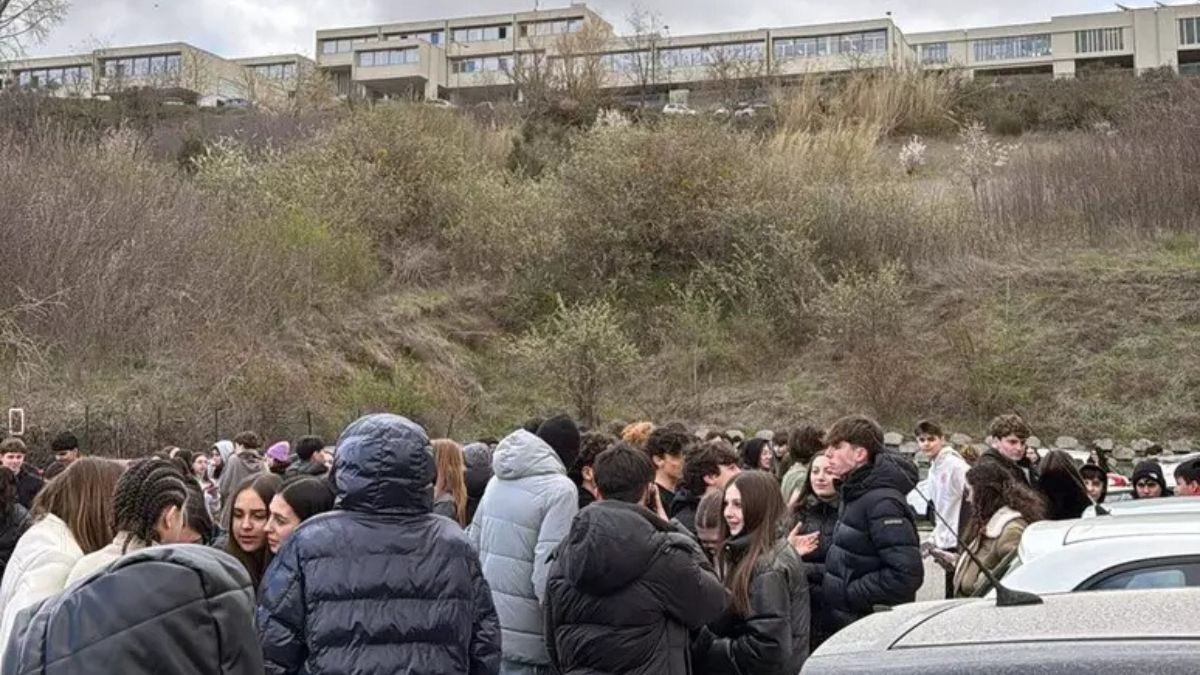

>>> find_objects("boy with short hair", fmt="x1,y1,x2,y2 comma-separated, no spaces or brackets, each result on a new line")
0,437,43,509
914,420,969,599
1174,459,1200,497
978,414,1038,488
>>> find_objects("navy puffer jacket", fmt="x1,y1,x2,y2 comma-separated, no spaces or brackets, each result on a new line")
822,452,924,633
257,414,502,675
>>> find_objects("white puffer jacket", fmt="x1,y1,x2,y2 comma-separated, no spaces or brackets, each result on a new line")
0,514,83,663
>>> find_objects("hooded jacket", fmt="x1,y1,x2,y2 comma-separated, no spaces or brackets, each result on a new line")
468,429,579,669
953,506,1026,598
544,500,728,675
217,450,267,526
4,545,263,675
822,452,924,632
464,442,493,525
0,505,32,582
1131,461,1173,499
1080,463,1109,503
0,514,82,664
701,538,810,675
257,414,501,675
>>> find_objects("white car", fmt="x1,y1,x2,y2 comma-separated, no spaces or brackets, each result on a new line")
1084,495,1200,518
995,512,1200,596
662,103,697,116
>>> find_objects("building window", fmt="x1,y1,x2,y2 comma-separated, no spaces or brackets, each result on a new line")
451,25,508,43
1076,28,1124,53
919,42,949,64
1181,17,1200,46
602,51,649,73
15,65,92,89
253,63,298,80
321,37,375,54
386,30,443,45
660,41,766,69
774,30,887,60
520,18,583,38
973,34,1051,62
102,54,182,79
360,49,420,67
451,56,511,74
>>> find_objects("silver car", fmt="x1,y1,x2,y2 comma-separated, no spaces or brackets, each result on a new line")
997,512,1200,595
803,588,1200,674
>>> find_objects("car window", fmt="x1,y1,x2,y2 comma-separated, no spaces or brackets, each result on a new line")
1088,563,1200,591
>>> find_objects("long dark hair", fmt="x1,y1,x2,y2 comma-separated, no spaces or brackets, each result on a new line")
740,438,772,471
1038,450,1094,520
963,461,1045,544
224,473,281,589
278,477,335,523
718,471,787,617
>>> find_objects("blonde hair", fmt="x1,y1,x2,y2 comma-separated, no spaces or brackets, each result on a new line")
621,422,655,450
32,457,125,554
432,439,468,526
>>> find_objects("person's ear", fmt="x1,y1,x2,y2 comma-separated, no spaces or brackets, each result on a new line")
157,505,182,539
703,473,718,487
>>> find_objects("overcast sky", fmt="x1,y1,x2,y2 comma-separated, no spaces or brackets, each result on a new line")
29,0,1136,58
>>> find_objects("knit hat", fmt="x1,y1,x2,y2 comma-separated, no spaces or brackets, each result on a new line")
266,441,291,463
537,415,580,471
1131,460,1172,499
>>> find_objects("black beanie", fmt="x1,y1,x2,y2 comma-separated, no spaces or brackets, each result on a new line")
1131,460,1171,498
537,415,580,471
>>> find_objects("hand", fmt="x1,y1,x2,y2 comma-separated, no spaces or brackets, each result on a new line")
788,523,820,557
931,549,958,572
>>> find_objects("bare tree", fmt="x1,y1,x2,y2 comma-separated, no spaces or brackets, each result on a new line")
624,5,666,107
704,42,778,111
0,0,69,60
507,21,611,120
289,66,339,115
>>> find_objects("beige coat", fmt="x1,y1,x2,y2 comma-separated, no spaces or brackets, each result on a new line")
953,506,1027,598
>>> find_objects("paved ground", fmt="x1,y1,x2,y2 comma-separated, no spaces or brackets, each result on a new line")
915,528,951,603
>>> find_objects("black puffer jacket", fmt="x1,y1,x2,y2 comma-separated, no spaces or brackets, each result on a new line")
545,500,727,675
257,414,502,675
793,495,839,650
701,538,810,675
669,486,702,535
0,504,32,581
823,452,923,633
977,448,1040,489
13,470,42,511
4,544,262,675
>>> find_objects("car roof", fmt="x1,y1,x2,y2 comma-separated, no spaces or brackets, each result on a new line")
1084,496,1200,518
816,588,1200,657
1020,512,1200,562
1001,536,1200,594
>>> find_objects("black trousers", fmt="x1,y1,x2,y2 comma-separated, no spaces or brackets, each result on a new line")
942,547,958,599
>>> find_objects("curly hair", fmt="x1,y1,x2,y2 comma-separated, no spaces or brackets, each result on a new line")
113,458,190,552
963,460,1045,543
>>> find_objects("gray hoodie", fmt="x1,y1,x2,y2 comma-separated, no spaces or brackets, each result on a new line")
217,451,267,527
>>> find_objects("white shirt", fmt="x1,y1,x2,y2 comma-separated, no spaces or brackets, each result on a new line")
928,447,969,550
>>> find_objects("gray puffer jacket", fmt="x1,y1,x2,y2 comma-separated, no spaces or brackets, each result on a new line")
468,429,579,669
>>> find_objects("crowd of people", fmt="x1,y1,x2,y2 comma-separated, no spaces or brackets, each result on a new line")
0,409,1187,674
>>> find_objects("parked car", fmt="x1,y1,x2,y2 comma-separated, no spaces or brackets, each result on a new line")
662,102,697,116
425,98,456,108
803,588,1200,674
995,512,1200,596
1084,496,1200,518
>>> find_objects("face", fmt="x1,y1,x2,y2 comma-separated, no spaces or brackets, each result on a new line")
1025,447,1041,465
697,524,721,560
155,504,189,544
705,463,741,493
2,452,24,473
809,456,837,498
995,435,1027,463
1083,477,1105,502
656,453,684,481
774,443,787,459
210,449,223,467
824,442,868,479
232,489,270,553
1177,480,1200,497
723,483,744,537
192,454,209,478
1136,478,1163,499
264,494,301,554
916,434,944,461
758,448,773,470
55,449,78,465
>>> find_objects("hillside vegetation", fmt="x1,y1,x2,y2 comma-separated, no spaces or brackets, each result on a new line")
3,70,1200,455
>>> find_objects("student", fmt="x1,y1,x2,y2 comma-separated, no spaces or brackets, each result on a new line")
43,432,82,481
644,426,690,515
221,473,282,590
1080,463,1109,503
67,458,194,584
463,442,494,523
701,471,809,675
571,433,615,510
1131,460,1172,499
780,426,823,507
915,420,969,598
0,458,124,662
0,470,32,581
265,442,293,476
621,421,655,450
217,433,268,527
544,444,727,675
788,454,840,651
1038,450,1093,520
264,477,335,554
669,440,741,535
285,436,329,478
694,490,726,563
952,462,1046,597
977,414,1039,489
431,439,469,526
822,415,923,633
1174,459,1200,497
740,438,774,473
258,414,500,675
0,438,42,510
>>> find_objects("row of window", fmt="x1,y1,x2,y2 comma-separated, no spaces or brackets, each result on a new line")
321,36,378,54
384,31,443,45
974,35,1051,62
251,63,298,80
1076,27,1124,54
658,42,767,68
601,50,650,74
920,42,949,64
774,30,888,60
1181,17,1200,46
16,65,92,88
102,54,183,78
322,17,586,53
451,56,511,74
452,25,508,43
359,49,420,68
522,18,584,37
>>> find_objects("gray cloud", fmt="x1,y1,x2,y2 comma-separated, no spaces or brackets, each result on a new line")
29,0,1122,58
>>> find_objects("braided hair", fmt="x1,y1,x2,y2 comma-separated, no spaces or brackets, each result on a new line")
112,458,190,553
